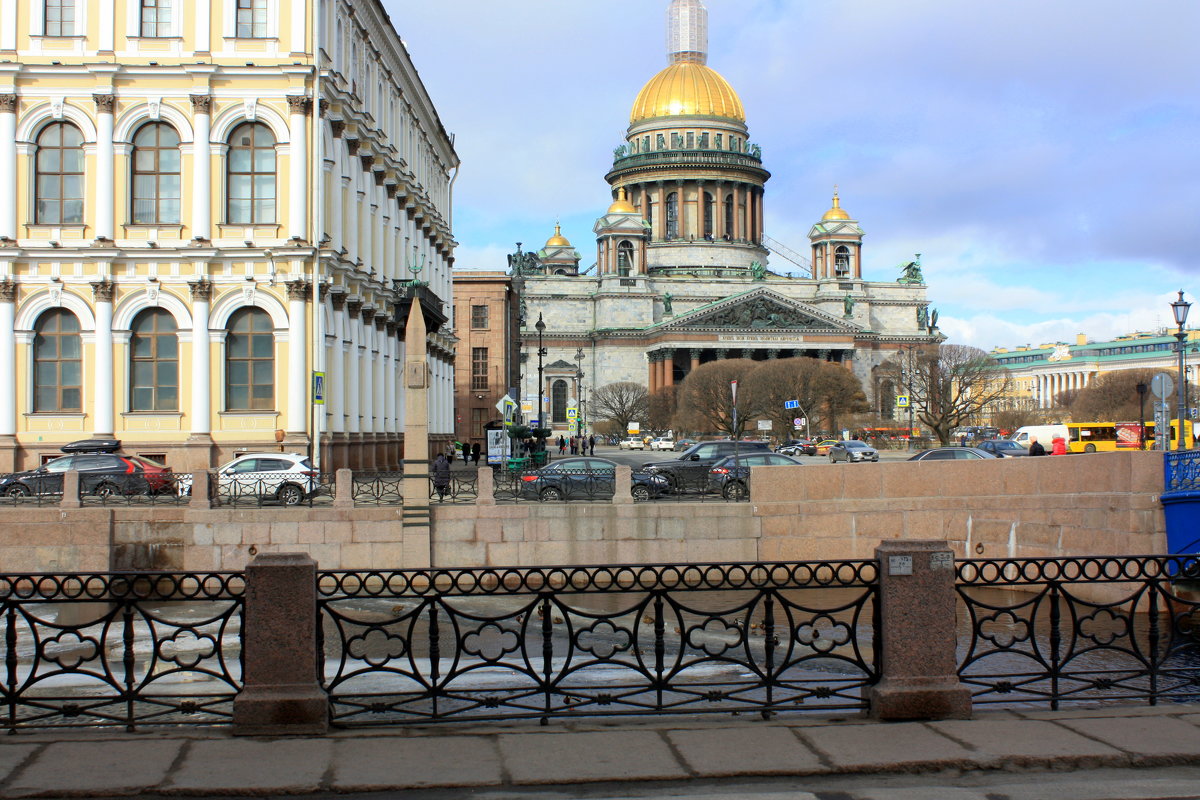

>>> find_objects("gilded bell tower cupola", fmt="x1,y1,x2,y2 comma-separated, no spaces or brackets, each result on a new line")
809,189,865,280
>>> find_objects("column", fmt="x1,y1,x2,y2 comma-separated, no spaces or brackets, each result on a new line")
360,307,374,430
690,348,701,376
285,280,309,434
0,95,16,240
289,0,306,54
91,280,115,436
0,280,15,436
663,349,675,387
194,0,211,52
373,316,386,433
89,95,117,241
384,320,397,432
0,0,15,51
286,96,311,242
341,177,356,260
98,0,114,51
189,95,212,242
647,353,657,394
189,278,213,435
655,182,666,240
345,299,362,436
327,292,346,436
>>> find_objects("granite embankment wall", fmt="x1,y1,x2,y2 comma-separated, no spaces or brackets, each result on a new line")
0,451,1165,572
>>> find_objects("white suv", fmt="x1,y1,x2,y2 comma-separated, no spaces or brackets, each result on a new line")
178,452,320,505
618,436,645,450
650,437,676,451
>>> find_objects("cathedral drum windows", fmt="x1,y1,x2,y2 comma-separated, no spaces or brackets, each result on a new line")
33,309,82,413
835,245,850,275
617,241,634,276
226,122,277,225
129,309,178,412
665,192,679,239
225,307,274,411
131,123,181,225
34,123,85,225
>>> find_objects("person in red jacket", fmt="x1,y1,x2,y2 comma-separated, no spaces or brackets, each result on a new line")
1051,435,1067,455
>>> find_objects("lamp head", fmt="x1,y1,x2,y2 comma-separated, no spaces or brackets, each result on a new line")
535,313,545,333
1171,290,1191,327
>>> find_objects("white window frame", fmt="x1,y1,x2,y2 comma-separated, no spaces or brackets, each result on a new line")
126,0,184,39
31,0,87,38
223,0,279,40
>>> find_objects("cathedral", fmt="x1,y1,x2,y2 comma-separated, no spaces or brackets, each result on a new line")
514,0,938,432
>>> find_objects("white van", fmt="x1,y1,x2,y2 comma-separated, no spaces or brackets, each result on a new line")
1010,424,1068,448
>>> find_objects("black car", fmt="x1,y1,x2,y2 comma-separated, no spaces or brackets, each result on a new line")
517,457,669,501
0,451,171,498
977,439,1029,457
776,439,817,457
907,447,999,461
707,452,803,500
643,440,771,492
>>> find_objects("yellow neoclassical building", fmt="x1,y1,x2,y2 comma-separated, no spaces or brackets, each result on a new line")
0,0,459,470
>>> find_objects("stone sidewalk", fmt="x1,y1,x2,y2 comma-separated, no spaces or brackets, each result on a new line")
1,704,1199,798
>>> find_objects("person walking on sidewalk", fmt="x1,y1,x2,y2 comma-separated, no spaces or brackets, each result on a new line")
1051,435,1067,455
1028,436,1047,456
588,434,596,455
471,442,481,465
432,453,451,501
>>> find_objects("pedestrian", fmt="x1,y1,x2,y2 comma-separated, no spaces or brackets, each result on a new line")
959,433,967,447
558,435,567,455
1051,435,1067,455
471,442,481,465
461,441,471,464
432,452,451,501
588,434,596,456
1028,436,1046,456
570,436,578,455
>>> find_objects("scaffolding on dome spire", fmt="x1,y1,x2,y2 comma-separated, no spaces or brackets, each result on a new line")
667,0,707,65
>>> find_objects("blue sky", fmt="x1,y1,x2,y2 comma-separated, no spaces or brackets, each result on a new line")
381,0,1200,351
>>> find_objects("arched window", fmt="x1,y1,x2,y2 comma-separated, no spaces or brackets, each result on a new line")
835,245,850,275
35,123,84,225
617,241,634,276
703,192,714,239
131,122,181,224
226,122,277,224
33,309,82,412
551,379,568,424
225,308,274,411
130,309,178,411
665,192,678,240
724,194,734,239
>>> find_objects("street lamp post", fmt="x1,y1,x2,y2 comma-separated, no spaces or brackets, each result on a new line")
1136,382,1147,450
535,313,546,432
574,347,585,436
1171,290,1191,451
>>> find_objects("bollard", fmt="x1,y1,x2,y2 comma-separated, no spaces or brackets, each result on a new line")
476,466,495,506
188,470,211,510
333,467,354,509
232,552,328,734
868,540,972,720
612,465,633,504
59,470,81,509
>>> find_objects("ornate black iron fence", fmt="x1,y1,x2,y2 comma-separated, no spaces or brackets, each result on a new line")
316,561,879,726
1,571,245,731
429,471,478,503
956,556,1200,709
202,470,333,508
78,471,191,506
352,472,404,505
0,473,65,506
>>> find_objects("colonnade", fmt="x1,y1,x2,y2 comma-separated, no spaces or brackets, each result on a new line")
647,346,852,394
1035,370,1093,409
622,180,764,244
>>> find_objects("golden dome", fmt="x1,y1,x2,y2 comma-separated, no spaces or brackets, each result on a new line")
608,187,637,214
545,224,571,248
630,61,745,124
822,191,850,221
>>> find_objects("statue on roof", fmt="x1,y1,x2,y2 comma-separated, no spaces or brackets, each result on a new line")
916,305,928,329
613,144,627,160
663,292,674,314
843,294,855,317
750,261,765,280
507,243,541,277
898,254,924,284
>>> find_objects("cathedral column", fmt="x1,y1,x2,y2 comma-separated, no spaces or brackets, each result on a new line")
0,280,16,437
690,348,701,376
755,189,765,243
286,280,309,435
189,95,212,242
655,181,666,241
663,349,675,387
94,94,116,241
91,280,115,437
647,353,658,394
286,96,311,242
188,278,213,436
0,94,17,240
715,182,726,239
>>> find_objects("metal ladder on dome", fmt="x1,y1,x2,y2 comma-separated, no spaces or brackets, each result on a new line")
762,234,814,279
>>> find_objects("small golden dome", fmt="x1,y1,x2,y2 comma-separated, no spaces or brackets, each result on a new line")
630,61,745,124
822,191,850,221
545,224,571,248
608,187,637,214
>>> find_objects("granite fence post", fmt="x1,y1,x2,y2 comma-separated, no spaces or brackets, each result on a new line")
232,552,328,735
613,465,633,504
188,470,211,510
476,466,495,505
59,470,81,509
333,468,354,509
868,539,972,720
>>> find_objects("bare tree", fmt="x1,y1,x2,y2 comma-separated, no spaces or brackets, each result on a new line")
818,363,870,434
743,357,858,438
648,385,678,432
589,381,649,435
673,359,764,437
890,344,1012,444
1068,368,1161,422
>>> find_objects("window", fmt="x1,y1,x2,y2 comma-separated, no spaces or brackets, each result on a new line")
551,379,568,423
617,241,633,276
35,123,84,225
225,308,274,410
140,0,171,36
33,309,82,412
130,309,178,411
44,0,75,36
470,304,489,330
835,245,850,275
471,347,488,391
665,192,678,239
236,0,268,38
226,122,276,224
131,123,181,224
471,408,486,439
703,192,714,239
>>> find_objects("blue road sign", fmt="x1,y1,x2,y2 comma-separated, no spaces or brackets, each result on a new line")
784,400,799,410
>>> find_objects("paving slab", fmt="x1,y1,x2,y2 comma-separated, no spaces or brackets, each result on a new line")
167,738,333,794
851,788,988,800
928,718,1125,764
0,745,40,789
1056,716,1200,759
498,730,689,785
3,740,182,798
330,735,502,791
797,721,975,771
666,726,827,777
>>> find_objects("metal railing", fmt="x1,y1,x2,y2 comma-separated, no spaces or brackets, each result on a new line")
352,472,405,506
1,571,245,732
78,471,192,507
0,473,68,506
206,471,334,508
1165,450,1200,491
316,561,879,726
956,555,1200,709
429,472,478,503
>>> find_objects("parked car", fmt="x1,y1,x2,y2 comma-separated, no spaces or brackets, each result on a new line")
977,439,1029,458
0,442,173,499
649,437,676,451
707,452,803,500
776,438,817,457
618,436,646,450
673,438,698,452
907,447,999,461
642,440,771,491
177,452,319,505
829,440,880,463
517,457,669,501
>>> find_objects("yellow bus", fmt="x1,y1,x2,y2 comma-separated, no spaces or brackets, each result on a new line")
1067,420,1194,453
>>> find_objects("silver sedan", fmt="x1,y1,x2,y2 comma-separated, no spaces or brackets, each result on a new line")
829,440,879,463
